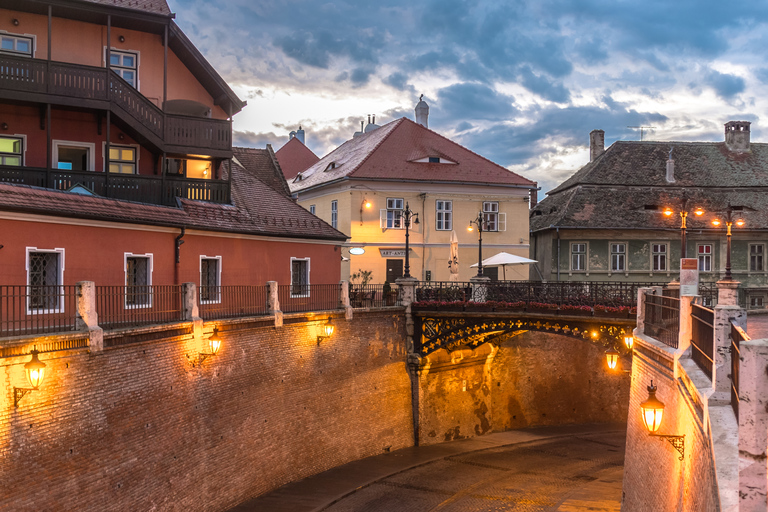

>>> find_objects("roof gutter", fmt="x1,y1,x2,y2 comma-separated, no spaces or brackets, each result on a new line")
293,176,537,195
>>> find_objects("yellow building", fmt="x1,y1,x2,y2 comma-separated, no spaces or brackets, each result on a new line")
289,103,537,283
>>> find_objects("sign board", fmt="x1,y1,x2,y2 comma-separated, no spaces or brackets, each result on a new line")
380,249,406,257
680,258,699,296
349,247,365,255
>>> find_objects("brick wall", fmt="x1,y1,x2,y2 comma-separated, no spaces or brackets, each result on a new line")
0,311,412,511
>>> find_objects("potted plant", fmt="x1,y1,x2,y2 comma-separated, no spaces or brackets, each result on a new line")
594,304,628,318
527,301,560,313
559,304,593,316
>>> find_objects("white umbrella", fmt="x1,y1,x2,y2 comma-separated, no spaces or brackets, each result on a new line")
470,252,538,280
448,230,459,281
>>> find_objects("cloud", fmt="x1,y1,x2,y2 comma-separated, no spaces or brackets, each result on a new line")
383,72,415,92
435,82,517,122
518,67,570,103
704,69,746,99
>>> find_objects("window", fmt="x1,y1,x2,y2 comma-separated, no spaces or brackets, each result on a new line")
571,243,586,271
108,145,137,174
0,33,33,57
750,244,764,272
309,205,316,215
751,296,764,308
109,50,138,87
165,158,212,179
200,256,221,303
611,243,626,272
652,243,667,272
291,258,310,297
26,248,64,313
53,141,95,171
0,136,22,165
331,200,337,229
698,244,712,272
428,157,440,163
436,200,452,230
381,198,404,229
482,202,505,231
125,254,152,307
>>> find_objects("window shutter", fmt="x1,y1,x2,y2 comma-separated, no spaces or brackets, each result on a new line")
380,209,387,228
498,213,506,232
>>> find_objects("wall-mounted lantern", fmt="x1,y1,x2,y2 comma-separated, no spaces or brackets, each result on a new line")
14,348,47,407
605,347,620,370
640,381,685,460
317,318,335,344
197,327,222,366
624,335,634,350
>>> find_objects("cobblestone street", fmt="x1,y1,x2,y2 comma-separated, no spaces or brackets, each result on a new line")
232,425,625,512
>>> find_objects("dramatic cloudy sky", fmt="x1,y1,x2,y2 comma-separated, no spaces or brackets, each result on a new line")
171,0,768,195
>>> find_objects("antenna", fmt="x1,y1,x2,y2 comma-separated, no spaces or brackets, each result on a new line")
627,126,657,141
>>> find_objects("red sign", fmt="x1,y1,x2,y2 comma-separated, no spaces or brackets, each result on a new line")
680,258,698,270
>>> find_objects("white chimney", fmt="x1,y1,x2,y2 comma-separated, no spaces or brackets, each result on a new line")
415,94,429,128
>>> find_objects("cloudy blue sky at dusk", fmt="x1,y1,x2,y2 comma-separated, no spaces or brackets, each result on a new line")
171,0,768,194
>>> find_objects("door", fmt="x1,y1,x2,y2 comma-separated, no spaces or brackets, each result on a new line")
386,259,403,282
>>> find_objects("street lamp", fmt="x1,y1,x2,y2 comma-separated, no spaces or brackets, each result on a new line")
663,197,704,259
197,327,223,366
711,204,745,280
317,317,335,344
639,381,685,460
14,347,47,407
402,202,419,278
624,335,634,350
359,197,372,225
605,347,620,370
468,212,485,278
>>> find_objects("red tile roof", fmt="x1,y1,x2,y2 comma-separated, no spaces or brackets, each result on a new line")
275,137,320,180
233,146,291,197
81,0,172,15
290,118,537,192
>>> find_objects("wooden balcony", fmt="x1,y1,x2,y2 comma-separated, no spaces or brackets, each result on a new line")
0,165,230,206
0,55,232,156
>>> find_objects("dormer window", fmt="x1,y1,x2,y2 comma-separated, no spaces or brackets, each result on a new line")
428,157,440,163
411,156,457,164
325,162,337,171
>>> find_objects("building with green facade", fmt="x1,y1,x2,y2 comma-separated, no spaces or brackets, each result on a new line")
529,121,768,309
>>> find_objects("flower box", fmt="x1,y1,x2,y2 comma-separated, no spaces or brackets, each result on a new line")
559,305,593,317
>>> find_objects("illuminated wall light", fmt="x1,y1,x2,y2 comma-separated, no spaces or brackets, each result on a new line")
317,318,335,344
624,335,634,350
640,381,685,460
14,348,47,407
196,327,222,366
605,348,620,370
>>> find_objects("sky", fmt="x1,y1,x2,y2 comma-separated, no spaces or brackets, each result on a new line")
170,0,768,195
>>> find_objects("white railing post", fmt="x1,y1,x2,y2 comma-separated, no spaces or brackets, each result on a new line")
76,281,103,352
340,280,353,320
712,280,746,402
738,339,768,511
267,281,282,327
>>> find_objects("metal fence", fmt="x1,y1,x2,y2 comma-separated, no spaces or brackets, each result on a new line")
96,285,184,330
730,322,749,419
278,284,342,313
349,284,401,308
198,286,269,320
0,285,79,337
415,281,474,302
691,304,715,379
643,291,680,348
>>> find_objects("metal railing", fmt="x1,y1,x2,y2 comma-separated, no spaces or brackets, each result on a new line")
278,284,342,313
731,322,749,419
691,304,715,379
0,285,79,337
643,291,680,348
415,282,474,302
349,284,401,308
95,285,183,330
198,286,268,320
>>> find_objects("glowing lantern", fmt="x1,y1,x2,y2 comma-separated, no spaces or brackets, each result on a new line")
640,381,665,433
736,218,745,227
24,349,46,389
208,327,222,356
694,207,704,216
317,318,335,343
605,347,620,370
712,219,721,227
624,335,634,350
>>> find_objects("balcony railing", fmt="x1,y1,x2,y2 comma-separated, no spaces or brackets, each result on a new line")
349,284,402,308
0,54,231,152
278,284,342,314
691,304,714,379
198,286,268,320
95,285,184,330
0,285,79,337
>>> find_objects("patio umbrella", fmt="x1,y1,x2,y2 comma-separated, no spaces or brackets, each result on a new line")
470,252,538,280
448,230,460,281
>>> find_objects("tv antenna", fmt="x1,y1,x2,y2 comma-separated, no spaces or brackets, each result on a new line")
627,126,657,141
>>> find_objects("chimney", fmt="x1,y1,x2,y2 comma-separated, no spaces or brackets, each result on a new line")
415,94,429,128
665,147,675,183
725,121,751,152
589,129,604,162
295,125,305,144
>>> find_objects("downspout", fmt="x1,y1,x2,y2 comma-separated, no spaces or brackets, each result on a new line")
174,227,185,285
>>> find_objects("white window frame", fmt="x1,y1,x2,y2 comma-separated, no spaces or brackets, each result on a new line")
436,200,452,231
25,247,65,315
698,244,713,272
105,47,140,89
290,257,310,298
610,242,626,273
331,200,337,228
482,201,505,232
309,204,316,215
53,140,96,171
199,255,222,304
651,242,668,273
103,142,140,174
0,134,25,166
0,31,35,57
124,252,153,309
750,243,765,272
750,295,765,309
570,242,587,272
381,197,405,229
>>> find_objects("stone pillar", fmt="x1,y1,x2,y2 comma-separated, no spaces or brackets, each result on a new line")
182,282,204,347
469,275,491,302
636,287,652,334
712,280,746,402
738,339,768,511
678,294,693,354
76,281,103,352
267,281,283,328
340,280,353,320
396,277,419,354
717,279,740,306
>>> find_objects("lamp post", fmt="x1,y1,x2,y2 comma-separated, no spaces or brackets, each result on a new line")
402,202,419,279
468,212,485,278
663,197,704,259
712,204,745,280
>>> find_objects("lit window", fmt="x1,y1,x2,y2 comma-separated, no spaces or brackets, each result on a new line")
125,254,151,307
109,50,138,87
571,243,586,271
200,257,221,303
27,249,64,313
698,244,712,272
652,243,667,271
331,200,337,228
750,244,764,272
291,258,309,297
109,146,136,174
0,136,22,166
611,243,626,272
1,34,33,57
436,200,452,230
54,141,95,171
381,198,404,229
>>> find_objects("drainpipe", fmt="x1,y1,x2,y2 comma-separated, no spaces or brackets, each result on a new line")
174,227,186,284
